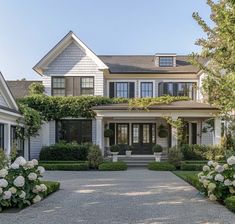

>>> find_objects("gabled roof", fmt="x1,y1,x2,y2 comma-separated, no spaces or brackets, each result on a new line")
0,72,19,112
98,55,206,74
33,31,108,75
7,80,42,99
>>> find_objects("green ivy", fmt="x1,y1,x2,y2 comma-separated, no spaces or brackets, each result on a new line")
18,94,190,137
17,103,42,137
129,96,189,110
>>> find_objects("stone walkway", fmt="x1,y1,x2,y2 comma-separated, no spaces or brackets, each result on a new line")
0,169,234,224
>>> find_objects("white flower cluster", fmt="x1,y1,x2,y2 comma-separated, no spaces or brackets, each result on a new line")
0,156,46,209
198,156,235,201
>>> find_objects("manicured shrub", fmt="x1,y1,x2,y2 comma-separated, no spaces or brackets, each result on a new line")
39,162,89,171
98,161,127,171
224,196,235,213
180,144,225,161
152,144,163,153
39,142,91,161
180,162,204,171
110,145,120,153
168,146,183,167
41,181,60,196
148,162,176,171
198,156,235,202
87,145,103,169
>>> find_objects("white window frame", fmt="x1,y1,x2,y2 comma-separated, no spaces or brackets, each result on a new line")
138,80,155,98
107,80,137,98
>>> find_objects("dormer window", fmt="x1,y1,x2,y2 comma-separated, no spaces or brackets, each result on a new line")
159,56,173,67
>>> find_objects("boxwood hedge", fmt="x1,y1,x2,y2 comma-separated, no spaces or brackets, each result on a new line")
98,161,127,171
148,162,176,171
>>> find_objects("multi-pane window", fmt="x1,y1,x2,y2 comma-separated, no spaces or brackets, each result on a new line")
159,82,196,100
52,77,65,96
159,57,173,67
116,83,128,98
0,124,4,150
81,77,94,96
132,124,140,143
117,124,129,144
143,124,150,143
141,82,153,97
56,120,92,144
10,126,24,157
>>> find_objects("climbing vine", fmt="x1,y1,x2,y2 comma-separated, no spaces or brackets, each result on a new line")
17,103,42,138
17,94,190,138
163,116,187,146
128,96,189,110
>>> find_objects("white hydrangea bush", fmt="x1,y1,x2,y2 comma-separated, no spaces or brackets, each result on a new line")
198,155,235,202
0,156,46,211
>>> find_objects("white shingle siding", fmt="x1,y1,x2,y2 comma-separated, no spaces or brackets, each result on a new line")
42,76,51,96
30,132,42,159
0,92,8,107
49,121,56,145
43,42,104,96
201,122,214,145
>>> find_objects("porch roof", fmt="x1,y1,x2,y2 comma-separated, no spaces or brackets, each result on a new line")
92,100,219,111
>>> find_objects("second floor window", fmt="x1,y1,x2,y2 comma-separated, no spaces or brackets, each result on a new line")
52,77,94,96
141,82,153,97
159,82,196,100
109,82,135,98
52,77,65,96
81,77,94,96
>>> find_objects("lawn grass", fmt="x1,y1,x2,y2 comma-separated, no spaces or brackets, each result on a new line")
41,180,60,196
172,171,203,191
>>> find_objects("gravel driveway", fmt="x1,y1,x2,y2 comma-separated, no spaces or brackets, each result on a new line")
0,169,234,224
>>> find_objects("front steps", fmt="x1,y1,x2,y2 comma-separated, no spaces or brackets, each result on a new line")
117,154,168,167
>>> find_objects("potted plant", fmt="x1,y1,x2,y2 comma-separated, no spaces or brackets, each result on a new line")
110,145,120,162
104,129,114,138
152,144,163,162
158,124,168,138
125,145,134,157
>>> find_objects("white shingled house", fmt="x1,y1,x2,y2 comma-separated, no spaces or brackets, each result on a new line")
23,31,221,159
0,72,29,158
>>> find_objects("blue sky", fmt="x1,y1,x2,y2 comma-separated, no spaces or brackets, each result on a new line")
0,0,211,80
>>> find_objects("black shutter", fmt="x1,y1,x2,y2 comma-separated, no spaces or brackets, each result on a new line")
129,82,135,98
109,82,115,98
109,123,115,146
173,83,178,96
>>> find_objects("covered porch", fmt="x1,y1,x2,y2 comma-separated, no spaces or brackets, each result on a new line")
92,101,221,156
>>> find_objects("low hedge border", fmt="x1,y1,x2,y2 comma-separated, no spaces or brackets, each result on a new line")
98,161,127,171
148,162,176,171
40,162,89,171
41,180,60,196
180,162,204,171
224,196,235,213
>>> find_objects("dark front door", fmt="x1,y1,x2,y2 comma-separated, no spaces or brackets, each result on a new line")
132,123,156,154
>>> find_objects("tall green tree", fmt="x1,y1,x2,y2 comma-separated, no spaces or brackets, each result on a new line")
190,0,235,120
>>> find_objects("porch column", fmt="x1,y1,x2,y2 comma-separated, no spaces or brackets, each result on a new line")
5,123,11,155
96,116,104,155
214,117,221,145
171,116,178,147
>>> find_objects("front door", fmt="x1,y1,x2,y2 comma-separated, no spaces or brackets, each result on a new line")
132,123,156,154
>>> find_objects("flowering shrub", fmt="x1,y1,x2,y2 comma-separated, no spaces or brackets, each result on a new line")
198,155,235,201
0,156,46,211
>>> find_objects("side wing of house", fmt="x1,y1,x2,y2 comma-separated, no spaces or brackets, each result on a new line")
0,72,28,158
